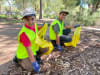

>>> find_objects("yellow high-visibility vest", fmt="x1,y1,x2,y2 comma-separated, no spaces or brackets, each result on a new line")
49,19,64,40
16,23,39,59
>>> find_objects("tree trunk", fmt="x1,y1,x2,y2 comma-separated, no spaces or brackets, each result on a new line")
39,0,42,19
90,1,100,15
95,2,100,10
7,0,12,16
0,4,1,14
23,0,25,9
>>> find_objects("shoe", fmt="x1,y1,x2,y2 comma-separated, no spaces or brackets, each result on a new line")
13,56,18,64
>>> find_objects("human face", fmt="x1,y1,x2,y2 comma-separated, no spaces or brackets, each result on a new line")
59,13,67,21
23,16,36,26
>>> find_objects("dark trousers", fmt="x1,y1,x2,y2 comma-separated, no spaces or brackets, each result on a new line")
51,29,72,46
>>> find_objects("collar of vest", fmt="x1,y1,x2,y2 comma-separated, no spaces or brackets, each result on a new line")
17,23,38,41
23,23,38,33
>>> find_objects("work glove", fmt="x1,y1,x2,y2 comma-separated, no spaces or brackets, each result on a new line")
32,61,40,73
74,24,80,28
57,45,63,51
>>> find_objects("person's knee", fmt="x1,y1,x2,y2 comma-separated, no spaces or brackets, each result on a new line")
66,29,71,33
65,37,72,42
18,58,33,72
63,29,71,35
68,37,72,42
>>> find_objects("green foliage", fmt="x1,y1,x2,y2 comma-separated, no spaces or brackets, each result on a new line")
43,14,56,19
63,0,80,9
43,0,64,18
0,0,100,26
88,0,100,4
66,6,100,26
8,20,24,23
0,15,7,18
12,15,18,19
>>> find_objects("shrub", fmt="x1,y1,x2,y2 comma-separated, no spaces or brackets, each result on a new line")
12,15,18,19
65,7,99,26
0,15,7,19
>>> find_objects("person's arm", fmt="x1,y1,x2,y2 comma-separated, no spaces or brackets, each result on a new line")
56,33,60,45
20,32,40,73
65,25,74,29
26,47,36,62
65,24,81,29
26,47,40,73
53,24,62,51
56,34,62,51
25,46,40,74
53,24,60,45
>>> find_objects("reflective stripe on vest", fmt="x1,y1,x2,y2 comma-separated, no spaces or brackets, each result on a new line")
49,19,64,40
16,23,39,59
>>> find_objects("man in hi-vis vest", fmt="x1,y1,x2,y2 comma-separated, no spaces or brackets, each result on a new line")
13,8,48,73
49,10,80,51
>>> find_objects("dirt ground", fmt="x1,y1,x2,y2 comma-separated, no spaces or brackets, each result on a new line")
0,19,100,75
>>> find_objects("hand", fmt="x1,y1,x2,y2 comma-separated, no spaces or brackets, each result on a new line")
57,45,63,51
32,61,40,73
74,24,80,28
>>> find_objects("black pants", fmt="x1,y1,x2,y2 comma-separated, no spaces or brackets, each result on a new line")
51,29,72,46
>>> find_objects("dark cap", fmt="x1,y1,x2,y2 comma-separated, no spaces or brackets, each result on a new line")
59,10,69,14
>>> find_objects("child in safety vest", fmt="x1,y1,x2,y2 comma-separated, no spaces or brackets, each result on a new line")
13,8,48,73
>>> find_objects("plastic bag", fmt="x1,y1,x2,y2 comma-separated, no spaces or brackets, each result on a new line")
35,23,54,55
64,27,81,47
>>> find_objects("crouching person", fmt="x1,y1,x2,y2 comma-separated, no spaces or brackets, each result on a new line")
49,10,80,52
13,8,48,73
